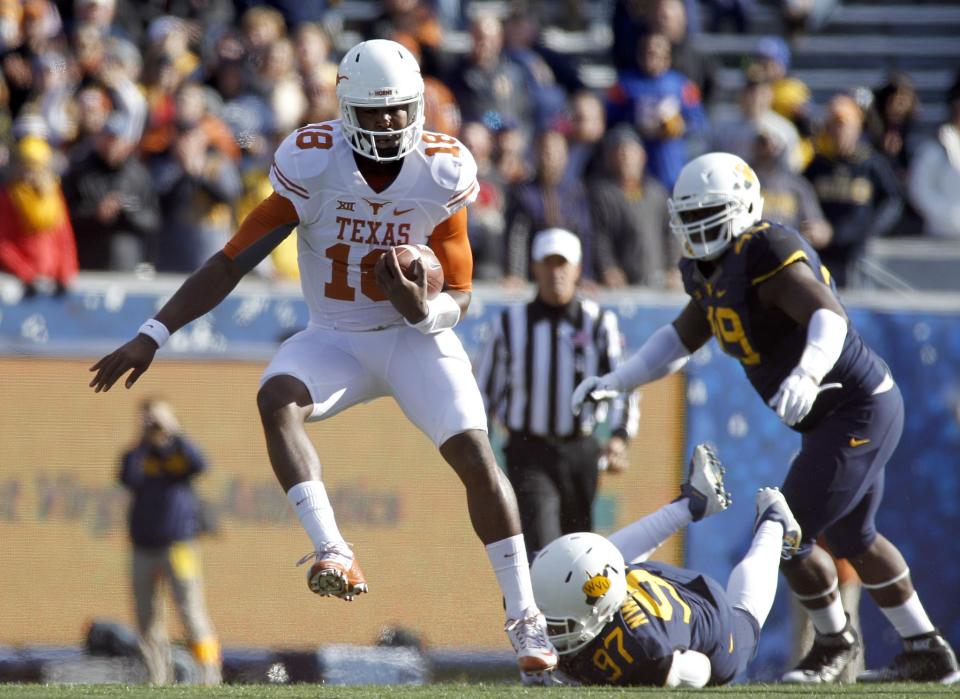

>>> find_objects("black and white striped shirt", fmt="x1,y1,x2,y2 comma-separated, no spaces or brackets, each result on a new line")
475,297,639,440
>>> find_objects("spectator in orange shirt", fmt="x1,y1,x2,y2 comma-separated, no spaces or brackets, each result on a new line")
143,81,240,162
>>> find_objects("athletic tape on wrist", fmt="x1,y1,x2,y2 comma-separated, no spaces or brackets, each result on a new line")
138,319,170,348
406,292,460,334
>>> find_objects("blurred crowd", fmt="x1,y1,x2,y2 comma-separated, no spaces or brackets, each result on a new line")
0,0,958,297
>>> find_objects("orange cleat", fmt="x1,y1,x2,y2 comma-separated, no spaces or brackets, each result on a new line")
506,609,558,675
297,542,368,601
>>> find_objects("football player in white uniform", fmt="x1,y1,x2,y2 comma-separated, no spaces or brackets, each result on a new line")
89,39,558,675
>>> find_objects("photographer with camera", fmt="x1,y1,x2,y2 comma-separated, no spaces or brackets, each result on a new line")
119,398,221,685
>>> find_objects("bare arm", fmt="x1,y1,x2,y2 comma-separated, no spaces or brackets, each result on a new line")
154,252,246,333
671,299,713,353
89,193,299,392
375,208,474,327
373,250,472,323
756,260,845,324
88,253,246,392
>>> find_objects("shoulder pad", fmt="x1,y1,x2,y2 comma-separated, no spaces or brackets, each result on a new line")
733,220,799,255
269,122,338,201
738,221,811,285
420,132,479,214
731,221,772,256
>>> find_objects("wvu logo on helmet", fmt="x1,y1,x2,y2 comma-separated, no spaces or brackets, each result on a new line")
582,567,614,605
734,161,758,187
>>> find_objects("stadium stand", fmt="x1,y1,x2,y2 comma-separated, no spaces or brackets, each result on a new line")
403,1,960,120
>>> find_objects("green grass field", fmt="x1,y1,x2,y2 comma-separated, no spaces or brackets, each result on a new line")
0,684,955,699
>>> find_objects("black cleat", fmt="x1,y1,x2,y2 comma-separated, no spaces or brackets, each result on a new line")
858,631,960,684
782,619,861,683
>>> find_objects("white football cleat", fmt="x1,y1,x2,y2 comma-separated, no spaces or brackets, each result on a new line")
754,487,801,559
505,609,558,676
678,443,732,521
297,542,368,601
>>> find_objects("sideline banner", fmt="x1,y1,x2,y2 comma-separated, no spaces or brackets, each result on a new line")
4,280,956,672
0,357,685,648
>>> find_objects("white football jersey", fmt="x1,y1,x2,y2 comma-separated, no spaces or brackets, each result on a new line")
269,120,479,331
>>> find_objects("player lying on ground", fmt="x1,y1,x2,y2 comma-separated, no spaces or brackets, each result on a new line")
87,39,556,675
528,444,801,687
572,152,959,684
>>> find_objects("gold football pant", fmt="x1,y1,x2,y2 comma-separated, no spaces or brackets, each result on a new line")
132,541,221,685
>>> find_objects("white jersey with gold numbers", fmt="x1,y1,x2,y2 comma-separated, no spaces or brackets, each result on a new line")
268,120,478,331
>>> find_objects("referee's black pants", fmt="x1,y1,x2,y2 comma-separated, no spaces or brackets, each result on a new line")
504,431,602,559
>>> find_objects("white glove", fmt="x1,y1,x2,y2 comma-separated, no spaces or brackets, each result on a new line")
768,367,819,426
571,375,621,416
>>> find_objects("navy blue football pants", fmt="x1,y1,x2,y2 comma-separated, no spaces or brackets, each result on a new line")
782,383,905,560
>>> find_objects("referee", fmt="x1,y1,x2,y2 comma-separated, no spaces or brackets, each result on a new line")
476,228,639,558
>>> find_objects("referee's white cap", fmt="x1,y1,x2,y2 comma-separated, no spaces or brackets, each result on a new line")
532,228,582,265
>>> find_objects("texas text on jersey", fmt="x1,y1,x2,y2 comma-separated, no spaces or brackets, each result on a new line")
678,221,888,431
223,121,478,332
559,561,749,686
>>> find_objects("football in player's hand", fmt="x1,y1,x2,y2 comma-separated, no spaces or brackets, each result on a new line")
395,244,444,298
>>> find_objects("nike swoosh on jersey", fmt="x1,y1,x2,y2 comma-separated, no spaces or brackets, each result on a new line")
848,437,871,447
393,207,414,216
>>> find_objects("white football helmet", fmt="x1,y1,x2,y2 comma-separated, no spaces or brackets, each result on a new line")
530,532,628,655
336,39,425,162
668,152,764,260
